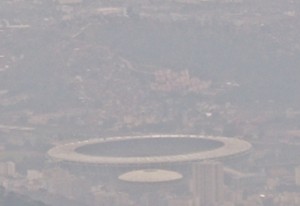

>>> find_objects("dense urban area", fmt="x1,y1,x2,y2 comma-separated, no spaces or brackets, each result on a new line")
1,0,300,205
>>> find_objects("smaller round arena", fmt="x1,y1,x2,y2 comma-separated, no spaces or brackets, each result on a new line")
118,169,183,183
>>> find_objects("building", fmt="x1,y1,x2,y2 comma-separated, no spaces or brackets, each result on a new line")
167,196,193,206
118,169,183,206
191,161,224,206
295,165,300,186
0,161,16,177
56,0,82,4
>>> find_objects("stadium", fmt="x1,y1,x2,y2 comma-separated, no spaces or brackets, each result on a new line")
48,134,251,165
47,134,252,205
47,134,252,173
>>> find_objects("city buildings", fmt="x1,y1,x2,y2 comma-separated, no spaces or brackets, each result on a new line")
0,161,16,177
191,161,224,206
46,134,250,205
295,166,300,186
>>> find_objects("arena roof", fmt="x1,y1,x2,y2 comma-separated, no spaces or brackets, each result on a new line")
118,169,183,183
47,134,252,165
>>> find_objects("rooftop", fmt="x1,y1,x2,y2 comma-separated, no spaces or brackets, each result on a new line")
47,134,252,165
118,169,183,183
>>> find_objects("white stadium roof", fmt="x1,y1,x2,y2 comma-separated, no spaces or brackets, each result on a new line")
48,134,252,165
